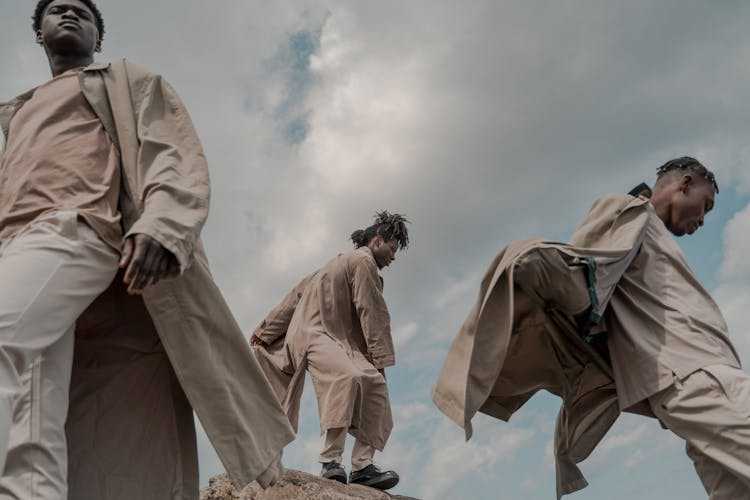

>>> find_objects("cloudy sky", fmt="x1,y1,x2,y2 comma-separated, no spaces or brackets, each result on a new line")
3,1,750,498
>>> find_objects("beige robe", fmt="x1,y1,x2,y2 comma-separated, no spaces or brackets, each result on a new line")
0,59,295,498
432,194,655,498
253,247,394,450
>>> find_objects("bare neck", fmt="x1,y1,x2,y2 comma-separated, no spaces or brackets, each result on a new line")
47,53,93,77
649,186,671,227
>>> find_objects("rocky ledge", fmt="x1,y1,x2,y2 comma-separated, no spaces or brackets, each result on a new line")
200,469,421,500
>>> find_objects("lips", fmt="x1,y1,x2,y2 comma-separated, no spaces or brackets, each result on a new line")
58,20,80,29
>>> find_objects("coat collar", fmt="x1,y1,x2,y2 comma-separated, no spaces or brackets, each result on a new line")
0,60,111,137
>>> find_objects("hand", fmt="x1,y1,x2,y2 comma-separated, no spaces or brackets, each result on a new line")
119,233,175,295
250,335,266,347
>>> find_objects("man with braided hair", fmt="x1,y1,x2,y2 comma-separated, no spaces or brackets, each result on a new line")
252,211,409,490
434,157,748,498
0,1,294,498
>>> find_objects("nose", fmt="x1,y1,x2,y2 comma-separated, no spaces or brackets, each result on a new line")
698,216,704,227
61,8,79,19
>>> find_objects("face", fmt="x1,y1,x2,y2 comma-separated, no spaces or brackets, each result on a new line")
370,237,399,269
37,0,100,56
665,176,715,236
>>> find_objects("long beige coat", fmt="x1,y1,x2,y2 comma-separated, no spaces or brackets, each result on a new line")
432,194,654,498
254,247,395,450
0,60,295,498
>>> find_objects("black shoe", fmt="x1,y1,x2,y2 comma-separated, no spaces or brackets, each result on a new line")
320,461,347,484
349,464,399,490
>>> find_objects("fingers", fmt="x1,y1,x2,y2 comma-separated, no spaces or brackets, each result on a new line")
132,241,160,292
123,235,145,291
123,235,175,295
119,237,134,269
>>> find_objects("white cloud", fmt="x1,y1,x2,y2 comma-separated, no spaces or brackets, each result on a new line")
419,416,535,499
719,204,750,282
393,321,419,348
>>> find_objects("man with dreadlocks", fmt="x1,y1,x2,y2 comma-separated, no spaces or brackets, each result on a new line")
0,1,294,498
433,157,748,498
251,211,409,491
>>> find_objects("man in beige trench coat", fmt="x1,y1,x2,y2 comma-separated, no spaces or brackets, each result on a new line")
433,157,748,499
251,212,409,491
0,1,295,498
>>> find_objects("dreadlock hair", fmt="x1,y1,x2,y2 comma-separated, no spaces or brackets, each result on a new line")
32,0,105,44
656,156,719,194
350,211,410,250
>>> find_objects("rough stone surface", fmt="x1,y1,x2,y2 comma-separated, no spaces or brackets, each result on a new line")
200,470,421,500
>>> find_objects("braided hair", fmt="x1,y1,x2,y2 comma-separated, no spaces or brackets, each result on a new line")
350,211,410,250
32,0,105,44
656,157,718,194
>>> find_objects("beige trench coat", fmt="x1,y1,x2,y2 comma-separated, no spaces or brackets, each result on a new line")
432,194,654,498
0,59,295,497
253,247,395,450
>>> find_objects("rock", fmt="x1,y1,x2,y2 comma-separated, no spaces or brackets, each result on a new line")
200,469,422,500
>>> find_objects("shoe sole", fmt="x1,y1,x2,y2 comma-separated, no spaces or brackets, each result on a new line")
322,472,347,484
352,472,399,491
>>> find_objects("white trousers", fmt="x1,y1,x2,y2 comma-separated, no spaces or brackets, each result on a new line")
0,211,119,499
649,364,750,500
319,427,376,471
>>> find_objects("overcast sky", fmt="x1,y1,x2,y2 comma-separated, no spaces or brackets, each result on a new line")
3,1,750,499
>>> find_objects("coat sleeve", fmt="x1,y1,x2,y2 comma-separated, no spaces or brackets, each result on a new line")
252,274,314,345
351,258,395,369
124,67,210,273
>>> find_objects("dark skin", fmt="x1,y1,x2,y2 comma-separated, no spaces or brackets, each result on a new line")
650,172,715,237
251,236,400,378
37,0,175,294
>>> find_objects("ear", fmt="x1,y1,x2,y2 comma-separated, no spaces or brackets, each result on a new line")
679,174,694,193
36,30,44,45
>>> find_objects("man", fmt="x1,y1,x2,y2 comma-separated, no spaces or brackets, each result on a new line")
433,157,747,498
251,212,408,491
0,1,295,498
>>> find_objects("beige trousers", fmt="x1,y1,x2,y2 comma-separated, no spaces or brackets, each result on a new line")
0,211,119,499
649,364,750,499
319,427,376,471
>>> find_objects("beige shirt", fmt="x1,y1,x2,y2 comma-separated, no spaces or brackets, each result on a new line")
606,204,741,409
0,69,122,250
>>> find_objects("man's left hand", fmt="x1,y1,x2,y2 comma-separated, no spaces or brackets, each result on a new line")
120,233,175,295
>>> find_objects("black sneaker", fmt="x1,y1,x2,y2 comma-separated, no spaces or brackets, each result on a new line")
320,461,347,484
349,464,399,490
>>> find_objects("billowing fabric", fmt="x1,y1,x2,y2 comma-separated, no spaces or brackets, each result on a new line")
0,69,121,250
432,194,654,498
606,205,741,409
0,59,295,494
67,273,197,500
254,247,394,450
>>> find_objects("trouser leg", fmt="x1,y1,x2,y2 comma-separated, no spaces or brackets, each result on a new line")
351,439,376,471
319,427,346,464
0,329,74,499
0,211,119,496
649,364,750,499
513,247,590,315
686,442,750,499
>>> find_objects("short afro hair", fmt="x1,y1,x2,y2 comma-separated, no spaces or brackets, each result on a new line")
32,0,105,43
656,156,719,194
